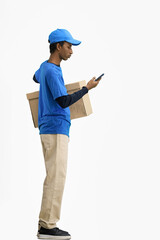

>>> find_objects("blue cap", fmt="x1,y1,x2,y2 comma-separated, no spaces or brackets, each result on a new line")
48,29,81,46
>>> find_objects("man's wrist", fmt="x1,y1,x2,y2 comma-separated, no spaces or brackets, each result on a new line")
83,86,89,92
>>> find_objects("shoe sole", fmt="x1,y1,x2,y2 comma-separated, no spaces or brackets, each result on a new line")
37,233,71,240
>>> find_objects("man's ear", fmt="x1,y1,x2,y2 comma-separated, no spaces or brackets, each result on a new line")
56,43,62,51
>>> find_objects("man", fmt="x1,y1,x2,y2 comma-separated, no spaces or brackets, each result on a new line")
33,29,101,240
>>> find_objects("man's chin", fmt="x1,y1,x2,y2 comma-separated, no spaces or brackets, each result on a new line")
63,57,70,61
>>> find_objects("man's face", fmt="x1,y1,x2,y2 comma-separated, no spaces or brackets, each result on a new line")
58,42,73,61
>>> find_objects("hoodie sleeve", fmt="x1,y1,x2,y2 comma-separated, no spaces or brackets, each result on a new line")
56,87,88,108
33,69,40,83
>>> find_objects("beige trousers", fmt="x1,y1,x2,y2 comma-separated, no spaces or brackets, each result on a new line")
39,134,69,229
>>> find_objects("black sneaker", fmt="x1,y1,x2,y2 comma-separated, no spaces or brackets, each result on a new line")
37,226,71,239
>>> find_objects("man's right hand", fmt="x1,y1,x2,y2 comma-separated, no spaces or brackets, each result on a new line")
86,77,101,90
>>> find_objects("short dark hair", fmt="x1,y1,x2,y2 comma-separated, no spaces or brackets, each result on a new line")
49,41,65,54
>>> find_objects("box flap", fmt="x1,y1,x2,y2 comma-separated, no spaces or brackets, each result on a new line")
65,80,86,92
26,91,39,100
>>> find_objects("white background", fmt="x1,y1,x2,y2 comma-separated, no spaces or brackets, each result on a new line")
0,0,160,239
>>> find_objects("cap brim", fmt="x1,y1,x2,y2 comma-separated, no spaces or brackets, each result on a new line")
67,39,81,46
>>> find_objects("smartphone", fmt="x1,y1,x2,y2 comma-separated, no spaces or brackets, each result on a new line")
95,73,104,81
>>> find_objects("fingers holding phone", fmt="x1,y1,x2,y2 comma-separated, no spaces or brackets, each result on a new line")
86,77,97,90
86,73,104,90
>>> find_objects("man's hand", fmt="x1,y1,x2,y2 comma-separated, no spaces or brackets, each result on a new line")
86,77,101,90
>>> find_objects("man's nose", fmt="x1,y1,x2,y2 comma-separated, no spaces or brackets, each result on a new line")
70,49,73,55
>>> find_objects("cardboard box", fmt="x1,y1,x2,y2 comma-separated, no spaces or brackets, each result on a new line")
26,80,93,128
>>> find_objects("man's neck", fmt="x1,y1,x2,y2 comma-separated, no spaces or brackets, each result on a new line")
48,53,61,66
